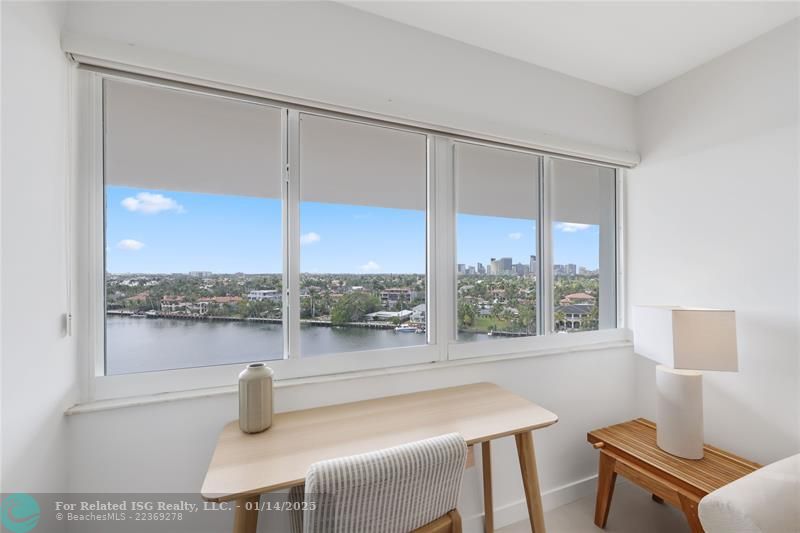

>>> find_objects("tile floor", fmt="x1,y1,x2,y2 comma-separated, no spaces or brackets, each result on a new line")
498,482,690,533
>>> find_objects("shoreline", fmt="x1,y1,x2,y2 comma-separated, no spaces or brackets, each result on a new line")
106,310,420,331
106,311,538,336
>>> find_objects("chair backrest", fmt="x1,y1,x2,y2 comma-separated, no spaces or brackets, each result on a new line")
298,433,467,533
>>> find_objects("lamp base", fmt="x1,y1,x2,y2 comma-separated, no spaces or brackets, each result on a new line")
655,365,704,459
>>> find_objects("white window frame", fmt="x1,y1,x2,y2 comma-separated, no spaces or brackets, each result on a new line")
75,66,626,403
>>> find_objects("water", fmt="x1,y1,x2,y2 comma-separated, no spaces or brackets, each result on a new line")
106,316,428,375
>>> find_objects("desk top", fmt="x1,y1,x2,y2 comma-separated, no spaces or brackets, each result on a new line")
202,382,558,501
587,418,760,495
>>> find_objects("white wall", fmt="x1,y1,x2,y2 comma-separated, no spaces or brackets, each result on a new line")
54,3,640,531
63,1,637,163
1,1,77,493
627,19,800,464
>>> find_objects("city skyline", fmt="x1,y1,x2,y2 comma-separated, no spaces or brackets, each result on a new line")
106,187,602,274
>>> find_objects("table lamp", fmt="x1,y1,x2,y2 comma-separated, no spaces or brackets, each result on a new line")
632,306,738,459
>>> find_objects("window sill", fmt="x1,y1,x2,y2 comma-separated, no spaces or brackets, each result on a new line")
66,328,632,415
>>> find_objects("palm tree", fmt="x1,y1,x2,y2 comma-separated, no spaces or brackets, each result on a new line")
554,310,566,332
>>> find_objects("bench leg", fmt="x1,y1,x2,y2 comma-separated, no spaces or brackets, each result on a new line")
594,451,617,528
679,493,705,533
233,495,260,533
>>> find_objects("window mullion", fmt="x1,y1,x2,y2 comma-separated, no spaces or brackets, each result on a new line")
434,136,455,354
540,156,554,335
285,109,301,359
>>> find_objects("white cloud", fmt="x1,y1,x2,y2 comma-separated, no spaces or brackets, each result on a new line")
358,260,381,273
300,232,321,245
508,232,523,240
117,239,145,251
556,222,592,233
121,192,185,215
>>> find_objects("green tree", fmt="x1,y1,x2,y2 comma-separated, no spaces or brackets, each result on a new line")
458,302,476,330
331,293,381,325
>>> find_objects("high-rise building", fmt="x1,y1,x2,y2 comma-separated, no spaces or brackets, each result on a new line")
529,255,538,276
490,257,512,275
477,262,485,275
457,264,466,274
553,264,577,276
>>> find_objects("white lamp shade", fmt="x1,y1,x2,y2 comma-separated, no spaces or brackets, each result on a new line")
633,306,738,371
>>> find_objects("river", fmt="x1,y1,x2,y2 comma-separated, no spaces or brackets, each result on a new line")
107,316,470,375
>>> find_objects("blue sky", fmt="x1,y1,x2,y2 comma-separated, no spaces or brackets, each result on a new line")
106,187,600,274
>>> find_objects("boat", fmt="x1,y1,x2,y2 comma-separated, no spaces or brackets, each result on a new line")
394,325,417,333
145,310,159,318
131,312,147,318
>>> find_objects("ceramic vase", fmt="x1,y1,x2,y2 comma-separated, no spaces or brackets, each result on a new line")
238,363,274,434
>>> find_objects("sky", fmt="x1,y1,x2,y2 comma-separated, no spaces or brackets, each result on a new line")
106,187,600,274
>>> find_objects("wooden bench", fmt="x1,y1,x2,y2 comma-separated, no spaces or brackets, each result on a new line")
587,418,760,533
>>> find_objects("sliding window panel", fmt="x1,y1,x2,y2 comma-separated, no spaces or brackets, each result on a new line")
548,158,616,333
298,114,428,356
455,143,541,342
103,79,284,374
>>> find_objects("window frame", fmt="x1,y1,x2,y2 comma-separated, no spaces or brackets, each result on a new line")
450,139,544,355
77,67,625,403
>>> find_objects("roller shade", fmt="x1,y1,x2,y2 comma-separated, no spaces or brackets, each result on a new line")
299,113,426,209
549,158,615,225
455,142,540,219
104,79,283,197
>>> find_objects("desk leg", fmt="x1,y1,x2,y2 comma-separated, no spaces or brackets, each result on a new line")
515,431,546,533
594,451,617,528
233,495,260,533
481,441,494,533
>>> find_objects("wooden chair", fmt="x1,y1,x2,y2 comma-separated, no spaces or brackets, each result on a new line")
411,510,462,533
290,433,467,533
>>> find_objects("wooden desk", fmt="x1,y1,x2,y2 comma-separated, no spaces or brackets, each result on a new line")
202,382,558,533
587,419,760,533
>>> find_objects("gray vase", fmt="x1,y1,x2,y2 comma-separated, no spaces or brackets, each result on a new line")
238,363,274,434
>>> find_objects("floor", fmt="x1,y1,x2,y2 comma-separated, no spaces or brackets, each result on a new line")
499,481,690,533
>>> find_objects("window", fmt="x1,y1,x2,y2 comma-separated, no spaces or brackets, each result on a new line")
455,143,541,341
548,158,617,333
103,80,284,374
88,70,622,390
298,114,428,356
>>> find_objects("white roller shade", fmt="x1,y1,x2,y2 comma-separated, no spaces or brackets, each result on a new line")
455,142,540,219
549,157,617,330
550,158,615,225
104,79,283,197
299,113,426,210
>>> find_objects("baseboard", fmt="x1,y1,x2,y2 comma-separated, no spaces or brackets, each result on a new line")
462,474,598,532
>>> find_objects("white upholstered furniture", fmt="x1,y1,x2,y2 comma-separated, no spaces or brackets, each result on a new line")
289,433,467,533
699,453,800,533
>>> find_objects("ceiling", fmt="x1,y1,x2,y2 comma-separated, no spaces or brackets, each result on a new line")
343,1,799,95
